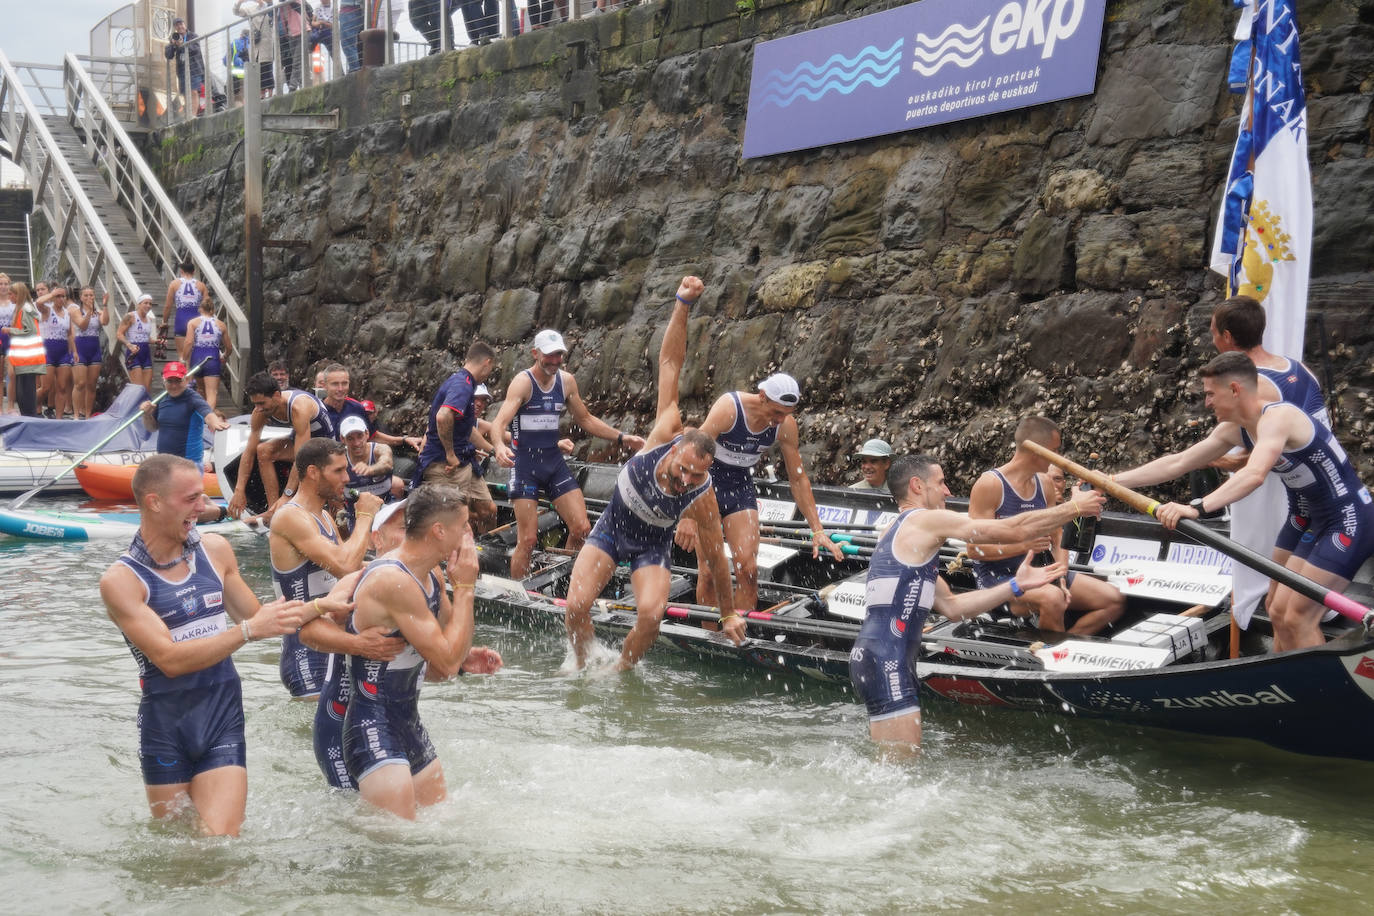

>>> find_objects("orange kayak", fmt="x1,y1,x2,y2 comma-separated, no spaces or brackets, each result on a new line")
75,460,222,501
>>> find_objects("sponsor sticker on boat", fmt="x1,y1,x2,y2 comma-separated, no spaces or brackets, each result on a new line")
1164,542,1234,574
825,579,868,621
816,504,853,526
1340,653,1374,702
923,676,1011,707
757,499,797,522
1105,561,1231,607
1034,639,1172,672
1087,535,1159,567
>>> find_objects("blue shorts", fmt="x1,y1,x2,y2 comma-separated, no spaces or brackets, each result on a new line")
312,654,355,790
343,697,437,783
74,336,102,366
189,350,222,377
509,447,580,501
43,338,73,367
126,342,152,370
712,470,758,519
584,510,673,572
1278,499,1374,581
137,679,246,785
174,308,199,337
849,635,923,721
279,632,328,698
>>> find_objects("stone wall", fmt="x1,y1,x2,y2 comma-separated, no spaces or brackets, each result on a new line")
151,0,1374,490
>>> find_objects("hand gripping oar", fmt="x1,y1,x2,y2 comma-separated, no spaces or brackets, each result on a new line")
9,358,211,510
1023,440,1374,629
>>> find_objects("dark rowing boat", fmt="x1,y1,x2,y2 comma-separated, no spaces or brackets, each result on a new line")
470,460,1374,763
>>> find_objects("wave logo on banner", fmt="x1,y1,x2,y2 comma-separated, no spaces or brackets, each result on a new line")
762,40,904,108
912,19,988,76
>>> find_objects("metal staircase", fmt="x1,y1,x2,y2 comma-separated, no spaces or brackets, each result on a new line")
0,49,248,411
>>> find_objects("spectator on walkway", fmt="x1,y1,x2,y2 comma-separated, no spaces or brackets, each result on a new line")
165,18,206,115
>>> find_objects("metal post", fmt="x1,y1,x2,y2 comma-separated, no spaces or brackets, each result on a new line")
384,0,395,65
441,1,452,53
243,53,265,377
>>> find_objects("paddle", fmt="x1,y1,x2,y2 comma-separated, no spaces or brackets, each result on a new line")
603,599,861,640
1023,440,1374,628
9,358,210,511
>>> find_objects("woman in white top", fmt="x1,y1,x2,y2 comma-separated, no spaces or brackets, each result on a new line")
70,285,110,419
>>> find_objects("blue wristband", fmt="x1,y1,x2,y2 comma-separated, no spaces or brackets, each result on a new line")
1009,579,1024,598
675,294,696,305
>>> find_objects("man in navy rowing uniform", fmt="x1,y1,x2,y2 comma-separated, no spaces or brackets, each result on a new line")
851,454,1102,757
343,484,483,817
99,455,320,835
966,415,1124,635
415,340,499,531
141,360,230,470
269,437,387,699
491,328,645,579
312,497,502,791
1114,352,1374,652
228,372,337,519
563,276,745,670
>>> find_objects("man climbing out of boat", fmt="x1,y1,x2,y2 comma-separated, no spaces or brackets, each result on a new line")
675,336,845,615
311,496,502,790
852,454,1104,756
98,454,337,835
342,484,483,818
967,416,1124,635
1114,352,1374,652
270,436,388,699
1210,296,1332,630
490,328,646,579
227,372,336,520
415,340,500,533
563,276,747,671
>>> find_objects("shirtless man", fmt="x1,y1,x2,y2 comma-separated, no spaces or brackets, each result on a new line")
1211,295,1332,627
269,437,385,699
562,276,745,671
967,416,1124,635
342,484,481,817
851,454,1102,756
1114,352,1374,651
99,454,324,835
492,329,644,579
678,359,844,613
311,496,502,790
227,371,336,518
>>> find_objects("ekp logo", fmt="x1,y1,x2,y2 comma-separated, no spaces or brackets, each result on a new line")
913,0,1088,75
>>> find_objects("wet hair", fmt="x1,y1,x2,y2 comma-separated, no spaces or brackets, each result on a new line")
465,340,495,363
323,362,348,377
132,454,199,504
679,427,717,459
404,483,468,536
1212,295,1265,350
295,436,345,478
887,454,940,501
179,260,195,274
245,371,282,398
1013,415,1059,448
1200,351,1258,387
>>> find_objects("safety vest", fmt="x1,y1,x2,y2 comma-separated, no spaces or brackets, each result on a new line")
8,306,45,370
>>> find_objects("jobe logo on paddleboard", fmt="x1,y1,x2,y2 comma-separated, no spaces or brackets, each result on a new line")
21,522,64,537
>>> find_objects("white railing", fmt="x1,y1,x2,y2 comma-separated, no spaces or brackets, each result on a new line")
0,49,144,357
63,53,250,398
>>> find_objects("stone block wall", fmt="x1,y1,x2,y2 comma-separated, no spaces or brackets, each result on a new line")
151,0,1374,490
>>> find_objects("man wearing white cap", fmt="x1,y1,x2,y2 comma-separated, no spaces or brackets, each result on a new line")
492,328,645,579
850,438,893,491
116,293,158,391
679,366,844,614
341,414,394,504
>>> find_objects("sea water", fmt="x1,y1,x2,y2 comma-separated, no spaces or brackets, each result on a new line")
2,507,1372,914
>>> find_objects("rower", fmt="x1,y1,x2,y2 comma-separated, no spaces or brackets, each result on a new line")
116,293,158,393
415,340,499,531
311,497,502,790
562,276,745,671
163,261,209,359
98,454,319,835
227,372,336,519
679,357,844,615
341,414,394,504
966,416,1124,635
849,438,893,490
319,362,370,434
269,437,384,699
1113,352,1374,651
851,454,1102,757
491,328,644,580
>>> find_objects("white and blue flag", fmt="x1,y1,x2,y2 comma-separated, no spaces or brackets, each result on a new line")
1209,0,1312,358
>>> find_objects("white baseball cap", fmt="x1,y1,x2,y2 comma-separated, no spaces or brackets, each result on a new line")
474,384,491,399
339,415,368,437
532,329,567,354
757,373,801,407
371,497,407,532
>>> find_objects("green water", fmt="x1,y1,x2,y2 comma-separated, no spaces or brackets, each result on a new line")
2,511,1372,914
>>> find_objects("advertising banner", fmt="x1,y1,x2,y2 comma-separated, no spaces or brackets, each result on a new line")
743,0,1108,158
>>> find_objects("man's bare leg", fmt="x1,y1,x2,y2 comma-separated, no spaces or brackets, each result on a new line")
510,498,541,580
869,711,922,761
618,565,672,669
696,510,759,610
412,759,448,809
1066,575,1126,635
563,545,619,668
359,762,418,820
1270,558,1349,651
552,487,592,554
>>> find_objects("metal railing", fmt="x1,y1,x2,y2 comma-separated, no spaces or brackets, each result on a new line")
0,49,144,356
63,53,250,398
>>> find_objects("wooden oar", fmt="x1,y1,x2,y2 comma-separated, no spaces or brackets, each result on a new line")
1023,440,1374,628
9,358,211,510
603,599,861,639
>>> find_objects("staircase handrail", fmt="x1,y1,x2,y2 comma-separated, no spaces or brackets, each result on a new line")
63,52,249,400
